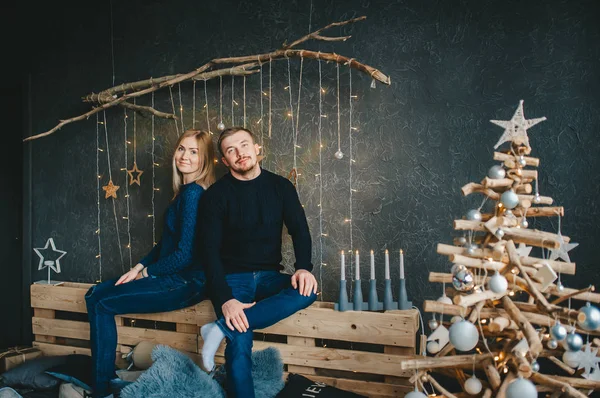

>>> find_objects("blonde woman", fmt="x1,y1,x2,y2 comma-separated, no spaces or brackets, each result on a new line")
85,130,215,398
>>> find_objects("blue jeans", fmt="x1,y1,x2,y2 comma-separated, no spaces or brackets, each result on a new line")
85,270,206,398
214,271,317,398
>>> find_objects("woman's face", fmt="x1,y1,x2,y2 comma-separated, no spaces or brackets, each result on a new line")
175,136,202,179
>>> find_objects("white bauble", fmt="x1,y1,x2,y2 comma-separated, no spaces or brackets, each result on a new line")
437,294,453,305
217,122,226,131
426,340,441,354
466,209,482,221
488,271,508,294
464,375,483,395
449,320,479,351
500,190,520,209
405,390,428,398
451,315,462,324
562,350,582,368
506,377,537,398
488,165,506,179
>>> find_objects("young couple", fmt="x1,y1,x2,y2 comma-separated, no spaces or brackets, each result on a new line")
85,127,318,398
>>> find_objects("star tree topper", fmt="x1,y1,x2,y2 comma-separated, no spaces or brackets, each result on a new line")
33,237,67,273
490,100,547,149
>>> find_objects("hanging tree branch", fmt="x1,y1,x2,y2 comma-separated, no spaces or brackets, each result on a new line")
25,15,390,142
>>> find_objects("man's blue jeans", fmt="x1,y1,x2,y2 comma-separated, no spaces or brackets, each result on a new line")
85,270,207,398
214,271,317,398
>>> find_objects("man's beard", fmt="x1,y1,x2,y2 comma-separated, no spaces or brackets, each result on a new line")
233,157,257,174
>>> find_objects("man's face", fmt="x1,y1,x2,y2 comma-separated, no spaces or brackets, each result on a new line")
220,130,260,176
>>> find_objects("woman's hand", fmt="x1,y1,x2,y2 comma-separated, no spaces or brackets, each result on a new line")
115,263,145,285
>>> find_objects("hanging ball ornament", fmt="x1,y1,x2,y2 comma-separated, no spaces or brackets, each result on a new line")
451,315,462,324
504,209,514,218
495,228,505,239
449,320,479,351
550,322,568,341
531,360,540,372
458,236,467,245
464,375,483,395
518,155,527,167
217,122,226,131
562,350,582,368
405,390,428,398
533,193,542,204
488,165,506,180
547,339,558,349
437,294,453,305
556,281,565,292
452,268,475,292
488,271,508,294
426,340,441,354
466,243,478,255
500,190,520,209
428,317,439,330
334,150,344,160
506,377,537,398
566,330,584,352
577,302,600,331
466,209,482,222
520,217,529,228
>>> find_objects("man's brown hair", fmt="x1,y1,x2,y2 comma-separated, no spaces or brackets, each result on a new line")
217,127,256,157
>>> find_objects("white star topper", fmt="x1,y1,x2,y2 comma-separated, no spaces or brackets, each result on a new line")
490,100,547,149
33,238,67,273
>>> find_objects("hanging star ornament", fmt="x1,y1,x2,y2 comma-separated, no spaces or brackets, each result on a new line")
578,343,600,377
549,233,579,262
102,179,120,199
490,100,547,149
127,162,144,186
33,238,67,273
515,243,533,258
585,364,600,381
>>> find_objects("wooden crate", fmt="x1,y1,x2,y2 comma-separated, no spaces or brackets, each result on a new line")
31,282,419,397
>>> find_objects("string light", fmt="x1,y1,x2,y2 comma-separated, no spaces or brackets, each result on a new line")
218,75,224,129
178,82,184,131
192,80,196,128
243,74,247,128
203,79,210,133
169,86,180,135
102,110,125,272
318,59,325,297
95,113,103,281
231,75,235,125
268,56,272,138
286,56,298,191
348,64,355,282
259,58,264,148
151,92,156,247
123,108,132,268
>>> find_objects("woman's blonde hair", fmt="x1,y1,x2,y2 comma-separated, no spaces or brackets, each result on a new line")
172,129,215,197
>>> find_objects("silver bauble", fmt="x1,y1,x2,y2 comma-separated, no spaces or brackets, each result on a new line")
520,218,529,228
488,165,506,179
466,209,482,222
500,190,520,209
495,228,505,239
506,377,537,398
458,236,467,245
452,268,475,292
518,155,527,167
428,318,439,330
566,331,584,352
464,375,483,395
426,340,441,354
488,271,508,294
533,193,542,204
556,281,565,292
217,122,226,131
466,244,477,255
547,339,558,349
334,150,344,160
504,209,514,217
405,391,428,398
562,350,581,368
451,263,467,275
449,320,479,351
451,315,462,324
550,322,568,341
437,294,453,305
531,360,540,372
577,302,600,331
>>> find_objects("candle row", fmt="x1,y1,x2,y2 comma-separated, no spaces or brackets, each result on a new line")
340,249,405,281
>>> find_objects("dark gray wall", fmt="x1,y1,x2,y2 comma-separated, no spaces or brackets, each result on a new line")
24,0,600,310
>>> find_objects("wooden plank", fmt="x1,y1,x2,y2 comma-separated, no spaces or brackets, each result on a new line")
32,317,198,353
176,323,198,334
34,342,91,356
383,346,414,385
199,337,414,377
34,308,57,344
287,336,316,375
285,373,413,397
196,303,419,347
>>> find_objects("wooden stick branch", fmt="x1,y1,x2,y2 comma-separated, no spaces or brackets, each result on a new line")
119,101,177,119
424,373,458,398
551,285,595,305
282,15,366,49
399,353,494,371
25,16,390,142
501,296,543,355
530,373,590,398
494,151,540,167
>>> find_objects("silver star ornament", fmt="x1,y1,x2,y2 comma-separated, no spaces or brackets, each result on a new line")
33,238,67,273
490,100,547,149
549,233,578,263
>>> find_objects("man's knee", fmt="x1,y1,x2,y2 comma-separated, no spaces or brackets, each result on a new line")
287,288,318,309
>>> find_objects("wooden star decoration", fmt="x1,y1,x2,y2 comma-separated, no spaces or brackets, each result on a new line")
490,100,547,149
549,232,578,262
127,162,144,186
102,179,120,199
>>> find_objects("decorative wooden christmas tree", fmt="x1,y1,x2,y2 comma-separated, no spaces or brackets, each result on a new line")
402,101,600,398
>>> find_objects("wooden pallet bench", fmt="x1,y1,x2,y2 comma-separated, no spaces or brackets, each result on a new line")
30,282,420,397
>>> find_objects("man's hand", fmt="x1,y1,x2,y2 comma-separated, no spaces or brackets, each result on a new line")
291,269,318,296
115,264,144,285
221,299,256,333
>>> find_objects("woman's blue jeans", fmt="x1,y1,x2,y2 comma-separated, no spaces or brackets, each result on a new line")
213,271,317,398
85,270,206,397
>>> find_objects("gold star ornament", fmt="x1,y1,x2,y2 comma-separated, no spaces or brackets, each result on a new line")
102,179,120,199
127,162,144,186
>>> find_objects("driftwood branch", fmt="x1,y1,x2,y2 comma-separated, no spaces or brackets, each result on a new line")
25,16,390,142
120,101,177,119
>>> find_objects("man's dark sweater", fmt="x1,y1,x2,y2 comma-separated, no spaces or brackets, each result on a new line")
197,168,313,308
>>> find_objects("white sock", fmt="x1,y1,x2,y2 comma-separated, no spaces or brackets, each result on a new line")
200,322,225,372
